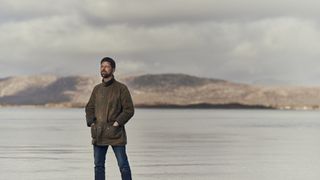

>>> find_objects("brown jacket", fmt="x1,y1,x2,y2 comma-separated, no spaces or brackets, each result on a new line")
85,76,135,145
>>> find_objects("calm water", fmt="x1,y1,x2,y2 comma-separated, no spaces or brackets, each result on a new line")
1,108,320,180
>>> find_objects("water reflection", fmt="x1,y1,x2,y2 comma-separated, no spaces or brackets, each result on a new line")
1,108,320,180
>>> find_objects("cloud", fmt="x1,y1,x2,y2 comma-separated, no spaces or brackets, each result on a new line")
1,0,320,85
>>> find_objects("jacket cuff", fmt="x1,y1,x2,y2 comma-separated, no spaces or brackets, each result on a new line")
87,117,96,127
115,120,123,126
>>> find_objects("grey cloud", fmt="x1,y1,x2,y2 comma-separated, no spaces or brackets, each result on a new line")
1,0,320,86
3,0,320,25
78,0,320,26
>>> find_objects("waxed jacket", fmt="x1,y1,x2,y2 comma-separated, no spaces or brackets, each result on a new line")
85,76,135,145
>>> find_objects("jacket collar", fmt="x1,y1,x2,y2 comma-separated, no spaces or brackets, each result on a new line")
102,75,115,87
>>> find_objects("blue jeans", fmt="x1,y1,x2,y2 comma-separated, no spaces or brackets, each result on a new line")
93,144,132,180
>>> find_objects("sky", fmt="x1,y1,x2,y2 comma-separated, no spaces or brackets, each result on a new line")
1,0,320,85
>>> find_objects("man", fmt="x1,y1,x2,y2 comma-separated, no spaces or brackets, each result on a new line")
85,57,135,180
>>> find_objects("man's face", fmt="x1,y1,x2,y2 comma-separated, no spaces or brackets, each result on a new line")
100,61,114,78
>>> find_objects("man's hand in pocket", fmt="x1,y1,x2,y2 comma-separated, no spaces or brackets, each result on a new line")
113,121,119,126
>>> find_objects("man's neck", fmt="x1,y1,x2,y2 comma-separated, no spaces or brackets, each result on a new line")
103,76,113,82
103,75,114,82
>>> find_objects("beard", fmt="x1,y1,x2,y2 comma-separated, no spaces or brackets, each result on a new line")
100,71,113,78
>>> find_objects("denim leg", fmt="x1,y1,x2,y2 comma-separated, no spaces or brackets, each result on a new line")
112,145,132,180
94,145,109,180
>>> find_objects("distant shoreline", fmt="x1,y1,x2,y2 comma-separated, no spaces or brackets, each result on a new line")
0,103,276,110
134,103,275,109
1,102,320,110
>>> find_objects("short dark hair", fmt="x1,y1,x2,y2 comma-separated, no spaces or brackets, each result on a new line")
100,57,116,69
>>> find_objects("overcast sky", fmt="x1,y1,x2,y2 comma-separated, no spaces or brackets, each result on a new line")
1,0,320,85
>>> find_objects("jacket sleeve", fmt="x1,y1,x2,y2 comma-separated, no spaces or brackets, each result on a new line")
116,85,135,126
85,86,97,127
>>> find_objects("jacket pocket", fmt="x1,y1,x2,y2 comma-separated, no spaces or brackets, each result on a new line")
108,126,122,139
91,124,97,138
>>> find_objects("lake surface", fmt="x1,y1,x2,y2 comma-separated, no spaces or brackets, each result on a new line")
1,108,320,180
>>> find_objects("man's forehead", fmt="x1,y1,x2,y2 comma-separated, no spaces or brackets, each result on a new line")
101,61,111,66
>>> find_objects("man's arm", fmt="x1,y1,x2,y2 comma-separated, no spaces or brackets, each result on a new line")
85,86,97,127
115,85,135,126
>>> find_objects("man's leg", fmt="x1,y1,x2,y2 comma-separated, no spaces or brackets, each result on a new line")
112,145,132,180
93,145,109,180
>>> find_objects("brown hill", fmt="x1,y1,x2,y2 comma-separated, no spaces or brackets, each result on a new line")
1,73,320,110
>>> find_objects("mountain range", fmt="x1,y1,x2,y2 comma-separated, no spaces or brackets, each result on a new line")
1,73,320,110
